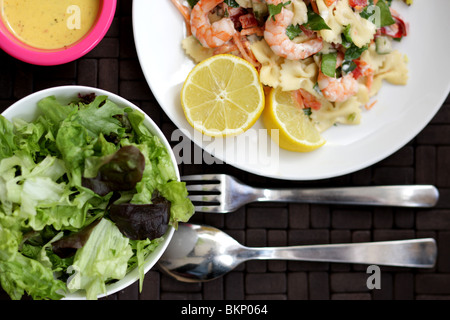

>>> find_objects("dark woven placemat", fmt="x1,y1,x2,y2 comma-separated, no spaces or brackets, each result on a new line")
0,1,449,301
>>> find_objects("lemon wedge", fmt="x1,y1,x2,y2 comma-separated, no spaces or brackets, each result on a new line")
181,54,265,137
262,88,326,152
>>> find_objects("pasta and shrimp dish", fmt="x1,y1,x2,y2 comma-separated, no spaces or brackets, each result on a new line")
172,0,410,133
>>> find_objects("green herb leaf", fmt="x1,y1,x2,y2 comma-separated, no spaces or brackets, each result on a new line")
186,0,199,8
344,44,369,61
302,10,331,31
313,82,321,95
225,0,239,8
321,52,338,78
286,24,302,40
268,1,291,21
347,112,357,122
342,60,357,74
303,108,312,117
360,0,395,28
187,0,200,8
360,0,375,19
341,25,353,49
376,0,396,27
343,25,352,42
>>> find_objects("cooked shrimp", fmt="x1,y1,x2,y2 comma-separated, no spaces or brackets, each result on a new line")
353,59,374,90
317,53,358,102
292,88,322,110
318,71,358,102
324,0,337,6
264,1,323,60
299,88,322,110
171,0,192,35
190,0,237,48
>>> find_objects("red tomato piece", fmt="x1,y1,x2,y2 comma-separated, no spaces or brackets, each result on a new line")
239,13,259,29
349,0,368,8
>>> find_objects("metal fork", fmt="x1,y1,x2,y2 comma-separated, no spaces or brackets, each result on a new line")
182,174,439,213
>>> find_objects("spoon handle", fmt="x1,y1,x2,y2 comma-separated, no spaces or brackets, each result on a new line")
254,185,439,207
244,238,437,268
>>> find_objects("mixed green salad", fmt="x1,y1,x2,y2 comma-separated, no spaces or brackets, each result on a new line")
0,94,194,300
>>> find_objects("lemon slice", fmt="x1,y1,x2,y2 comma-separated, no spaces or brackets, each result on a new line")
262,88,326,152
181,54,265,137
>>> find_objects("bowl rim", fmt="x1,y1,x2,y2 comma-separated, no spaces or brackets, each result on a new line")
0,1,117,66
1,85,177,300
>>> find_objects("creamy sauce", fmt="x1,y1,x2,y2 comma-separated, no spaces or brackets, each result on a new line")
1,0,100,49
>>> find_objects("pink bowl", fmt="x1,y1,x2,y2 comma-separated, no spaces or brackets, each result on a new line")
0,1,116,66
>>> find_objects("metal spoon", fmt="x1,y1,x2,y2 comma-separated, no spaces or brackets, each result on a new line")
158,224,437,283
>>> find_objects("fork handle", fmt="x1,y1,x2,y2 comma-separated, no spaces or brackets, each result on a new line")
254,185,439,207
242,238,437,268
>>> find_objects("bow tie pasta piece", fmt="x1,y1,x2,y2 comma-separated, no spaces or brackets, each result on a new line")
251,39,284,88
334,0,377,48
370,52,409,96
182,36,214,64
376,51,408,85
236,0,252,8
316,0,376,48
279,57,318,91
311,95,363,132
291,0,309,26
360,45,409,97
315,0,343,45
360,44,388,72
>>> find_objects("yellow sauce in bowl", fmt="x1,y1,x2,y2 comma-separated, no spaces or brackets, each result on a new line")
1,0,100,50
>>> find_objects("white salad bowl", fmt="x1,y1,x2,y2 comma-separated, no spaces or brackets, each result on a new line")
1,86,177,300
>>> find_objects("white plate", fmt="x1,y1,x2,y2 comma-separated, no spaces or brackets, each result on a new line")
133,0,450,181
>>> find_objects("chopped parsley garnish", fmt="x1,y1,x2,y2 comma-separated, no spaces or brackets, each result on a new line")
268,1,291,21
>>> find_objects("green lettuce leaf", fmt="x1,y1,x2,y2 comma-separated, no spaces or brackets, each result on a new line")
75,96,125,138
37,96,76,137
56,119,93,186
129,237,164,292
67,218,133,300
0,115,17,161
158,181,195,228
0,254,66,300
0,223,66,300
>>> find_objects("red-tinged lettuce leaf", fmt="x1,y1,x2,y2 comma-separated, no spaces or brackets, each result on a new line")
52,220,101,258
82,145,145,196
109,196,171,240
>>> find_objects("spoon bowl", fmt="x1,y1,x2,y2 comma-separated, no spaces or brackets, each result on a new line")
158,224,244,282
158,224,437,283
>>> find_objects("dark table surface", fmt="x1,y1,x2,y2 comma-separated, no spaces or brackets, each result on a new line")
1,0,449,301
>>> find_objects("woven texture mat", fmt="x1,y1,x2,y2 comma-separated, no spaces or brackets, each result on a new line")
0,1,449,300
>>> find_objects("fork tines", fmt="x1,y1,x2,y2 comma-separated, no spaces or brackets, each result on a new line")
182,174,224,213
181,174,224,182
182,174,222,192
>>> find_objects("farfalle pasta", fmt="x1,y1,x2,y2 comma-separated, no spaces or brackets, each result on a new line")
251,39,284,88
182,36,213,63
316,0,344,44
333,0,377,47
279,57,317,91
361,44,409,96
291,0,309,25
173,0,410,135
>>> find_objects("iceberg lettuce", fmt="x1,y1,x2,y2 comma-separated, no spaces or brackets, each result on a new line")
67,218,133,300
